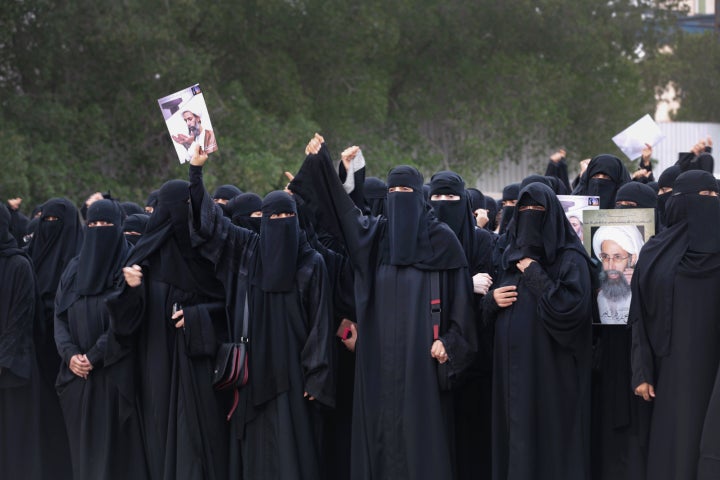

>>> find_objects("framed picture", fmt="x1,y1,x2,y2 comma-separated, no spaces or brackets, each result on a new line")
582,208,655,325
557,195,600,244
158,84,218,164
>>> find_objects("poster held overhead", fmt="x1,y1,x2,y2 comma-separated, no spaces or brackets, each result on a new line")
158,84,218,164
612,114,664,161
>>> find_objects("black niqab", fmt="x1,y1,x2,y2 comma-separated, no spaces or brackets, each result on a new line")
227,192,262,233
76,200,129,296
657,166,682,228
386,166,432,266
258,191,300,292
572,154,631,209
28,198,84,298
429,171,476,265
499,183,520,235
504,183,589,269
485,195,499,231
122,213,149,245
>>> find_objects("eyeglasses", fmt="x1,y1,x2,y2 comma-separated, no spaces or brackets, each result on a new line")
599,253,630,263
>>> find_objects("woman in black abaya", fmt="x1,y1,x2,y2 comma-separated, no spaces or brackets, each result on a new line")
187,152,335,480
54,199,148,479
590,181,656,480
106,180,230,480
290,135,476,480
27,197,81,478
630,170,720,480
429,170,495,480
0,205,44,479
484,183,594,480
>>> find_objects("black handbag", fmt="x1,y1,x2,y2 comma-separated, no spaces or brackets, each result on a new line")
212,293,250,420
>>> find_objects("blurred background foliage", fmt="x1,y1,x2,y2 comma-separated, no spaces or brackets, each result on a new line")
0,0,715,210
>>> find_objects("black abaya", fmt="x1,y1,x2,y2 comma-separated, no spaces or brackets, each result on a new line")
484,183,594,480
0,223,44,479
290,145,476,480
105,181,230,480
188,167,335,480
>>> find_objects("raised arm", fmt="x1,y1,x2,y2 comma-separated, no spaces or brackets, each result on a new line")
289,135,381,272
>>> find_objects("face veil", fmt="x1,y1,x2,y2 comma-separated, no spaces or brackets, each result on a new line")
258,191,300,292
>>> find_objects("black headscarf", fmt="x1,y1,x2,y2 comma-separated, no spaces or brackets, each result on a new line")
27,198,84,298
630,170,720,357
429,171,476,265
466,188,486,213
521,174,553,191
212,184,243,218
122,213,149,245
120,201,144,217
572,154,631,209
125,180,222,298
503,183,590,269
145,189,159,213
213,184,243,201
499,182,521,235
485,195,499,232
76,200,129,296
258,191,299,292
364,177,387,216
615,182,657,209
657,165,682,229
227,192,262,233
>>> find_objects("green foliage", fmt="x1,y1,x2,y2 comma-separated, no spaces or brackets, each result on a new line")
0,0,692,212
648,31,720,123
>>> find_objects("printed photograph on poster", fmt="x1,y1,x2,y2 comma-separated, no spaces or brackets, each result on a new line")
556,195,600,243
582,209,655,325
158,84,218,163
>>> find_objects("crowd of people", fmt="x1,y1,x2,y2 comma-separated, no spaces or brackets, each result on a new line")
1,133,719,480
